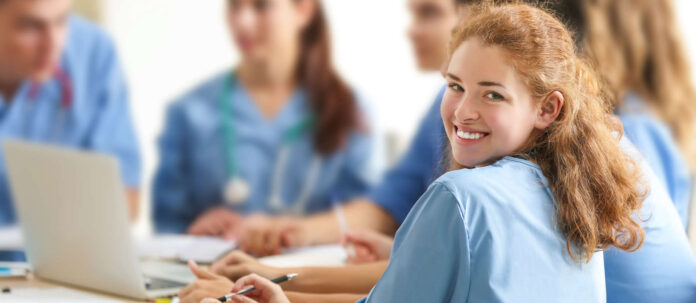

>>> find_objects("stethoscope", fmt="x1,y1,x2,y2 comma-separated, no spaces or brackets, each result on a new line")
220,71,323,215
21,67,73,141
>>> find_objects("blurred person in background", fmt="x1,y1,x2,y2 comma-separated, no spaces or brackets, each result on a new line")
583,0,696,228
152,0,383,249
228,0,462,257
0,0,141,226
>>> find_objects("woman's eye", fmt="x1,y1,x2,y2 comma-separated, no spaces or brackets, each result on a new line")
485,92,504,100
448,83,464,92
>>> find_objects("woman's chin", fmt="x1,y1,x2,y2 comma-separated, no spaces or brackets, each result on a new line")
453,154,500,169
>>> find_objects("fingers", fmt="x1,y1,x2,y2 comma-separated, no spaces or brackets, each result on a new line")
188,210,226,236
188,260,218,280
242,221,274,256
211,250,254,273
280,224,301,248
347,244,377,264
217,264,251,281
344,229,375,244
266,225,283,255
189,208,243,237
201,299,223,303
178,281,197,299
232,274,281,293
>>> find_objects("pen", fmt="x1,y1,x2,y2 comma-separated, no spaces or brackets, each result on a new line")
332,194,356,259
217,273,298,302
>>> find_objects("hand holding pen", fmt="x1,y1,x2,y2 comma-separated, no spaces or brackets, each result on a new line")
214,273,296,303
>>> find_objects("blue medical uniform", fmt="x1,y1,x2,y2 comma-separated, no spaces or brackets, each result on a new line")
617,92,692,227
368,88,447,223
362,157,606,303
153,72,383,233
368,87,696,302
0,16,141,226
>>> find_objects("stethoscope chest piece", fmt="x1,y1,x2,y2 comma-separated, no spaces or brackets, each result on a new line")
224,177,250,205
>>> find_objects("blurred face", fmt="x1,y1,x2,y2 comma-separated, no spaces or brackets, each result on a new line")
407,0,458,71
0,0,71,83
441,38,540,168
227,0,313,63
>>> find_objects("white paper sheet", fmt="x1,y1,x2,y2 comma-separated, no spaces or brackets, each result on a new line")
138,235,236,264
259,244,347,268
0,287,123,302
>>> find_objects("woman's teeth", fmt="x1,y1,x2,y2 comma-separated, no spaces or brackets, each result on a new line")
456,130,485,140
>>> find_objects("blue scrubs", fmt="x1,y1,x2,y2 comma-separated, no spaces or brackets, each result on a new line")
153,72,383,233
362,157,606,302
617,92,691,227
369,87,696,302
368,88,446,223
0,16,141,226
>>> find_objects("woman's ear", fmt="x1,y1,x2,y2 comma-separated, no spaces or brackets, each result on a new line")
535,91,564,129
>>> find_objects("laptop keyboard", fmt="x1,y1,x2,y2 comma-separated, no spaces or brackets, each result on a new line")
144,276,186,290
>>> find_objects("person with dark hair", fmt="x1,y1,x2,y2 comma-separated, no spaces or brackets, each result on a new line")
152,0,383,242
0,0,141,226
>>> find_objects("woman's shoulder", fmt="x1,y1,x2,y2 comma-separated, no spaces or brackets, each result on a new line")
435,157,544,195
429,157,550,219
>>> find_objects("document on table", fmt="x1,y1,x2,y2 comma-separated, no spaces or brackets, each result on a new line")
260,244,347,268
138,235,236,264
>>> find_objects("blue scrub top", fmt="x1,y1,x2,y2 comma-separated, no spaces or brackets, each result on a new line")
368,88,447,223
369,86,696,302
362,157,606,303
0,16,141,226
616,92,692,227
153,72,383,233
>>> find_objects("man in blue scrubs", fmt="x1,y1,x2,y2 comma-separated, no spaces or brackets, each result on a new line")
0,0,141,225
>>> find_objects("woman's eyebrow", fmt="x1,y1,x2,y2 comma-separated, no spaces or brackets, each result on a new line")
478,81,505,88
446,73,462,81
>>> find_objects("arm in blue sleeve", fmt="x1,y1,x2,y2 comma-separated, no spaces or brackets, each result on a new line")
152,104,194,233
85,33,141,188
368,92,446,223
364,182,470,302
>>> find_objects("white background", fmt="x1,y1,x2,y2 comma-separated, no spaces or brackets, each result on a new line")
93,0,696,234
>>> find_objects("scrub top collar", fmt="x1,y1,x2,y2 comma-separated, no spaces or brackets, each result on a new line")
229,74,311,128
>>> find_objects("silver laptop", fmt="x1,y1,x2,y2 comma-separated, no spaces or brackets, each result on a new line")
3,140,193,300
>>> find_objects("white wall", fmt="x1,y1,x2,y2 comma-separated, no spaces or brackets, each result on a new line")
99,0,443,235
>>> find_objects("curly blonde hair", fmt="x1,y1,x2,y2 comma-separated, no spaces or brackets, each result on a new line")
584,0,696,169
448,3,645,262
